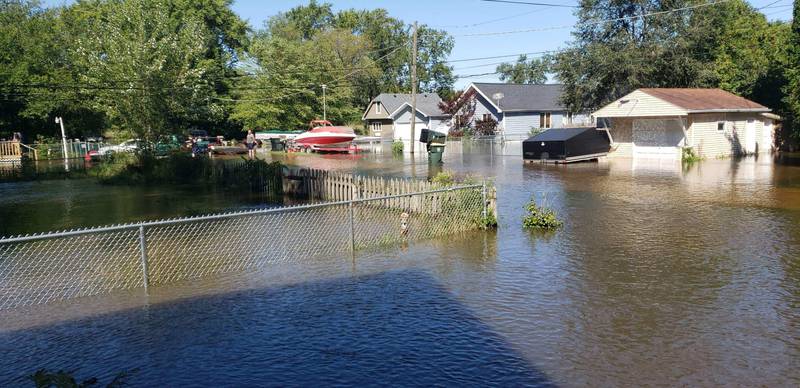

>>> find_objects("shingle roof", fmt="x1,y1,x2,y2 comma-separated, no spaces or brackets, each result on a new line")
639,88,769,112
370,93,447,117
470,83,565,112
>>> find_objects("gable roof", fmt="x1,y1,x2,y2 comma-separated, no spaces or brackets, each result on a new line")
638,88,769,112
468,83,565,112
363,93,447,119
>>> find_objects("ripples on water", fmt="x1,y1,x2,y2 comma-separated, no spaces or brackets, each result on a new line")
1,151,799,387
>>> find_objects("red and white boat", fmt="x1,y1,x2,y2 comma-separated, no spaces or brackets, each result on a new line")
294,120,357,147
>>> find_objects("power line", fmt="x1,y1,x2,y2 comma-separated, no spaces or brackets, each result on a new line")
456,0,732,37
479,0,579,8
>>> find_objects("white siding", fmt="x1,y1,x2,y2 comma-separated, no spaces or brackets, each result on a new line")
593,90,687,118
688,113,766,158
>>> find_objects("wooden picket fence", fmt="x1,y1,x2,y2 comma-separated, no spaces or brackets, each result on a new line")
283,168,455,213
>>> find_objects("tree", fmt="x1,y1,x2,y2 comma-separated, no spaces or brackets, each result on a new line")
233,1,455,130
438,89,476,129
73,0,220,141
496,55,550,84
785,0,800,140
553,0,706,113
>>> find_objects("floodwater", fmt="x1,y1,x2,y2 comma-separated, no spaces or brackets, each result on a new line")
1,144,799,386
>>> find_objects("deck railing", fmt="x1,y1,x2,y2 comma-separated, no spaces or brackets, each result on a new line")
0,184,488,310
0,141,22,161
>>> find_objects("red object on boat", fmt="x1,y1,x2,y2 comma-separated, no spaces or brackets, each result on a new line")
294,120,356,146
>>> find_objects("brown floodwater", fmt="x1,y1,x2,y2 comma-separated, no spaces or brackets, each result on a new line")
1,146,799,386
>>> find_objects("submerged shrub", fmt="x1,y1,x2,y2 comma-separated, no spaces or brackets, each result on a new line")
431,170,455,186
682,147,703,163
391,140,404,154
522,197,562,230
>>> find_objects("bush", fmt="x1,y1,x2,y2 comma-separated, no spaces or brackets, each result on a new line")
476,209,498,229
431,170,455,186
391,140,404,154
474,117,498,136
681,147,703,163
522,197,562,230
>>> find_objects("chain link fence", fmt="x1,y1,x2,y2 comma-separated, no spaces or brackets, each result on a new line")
0,184,487,310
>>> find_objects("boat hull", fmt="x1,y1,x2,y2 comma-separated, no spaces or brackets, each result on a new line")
294,133,356,146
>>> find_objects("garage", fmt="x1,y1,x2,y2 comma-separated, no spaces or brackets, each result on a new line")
593,88,773,159
632,119,684,159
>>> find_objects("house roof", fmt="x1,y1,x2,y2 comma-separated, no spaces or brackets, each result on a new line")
469,83,565,112
638,88,769,112
365,93,447,118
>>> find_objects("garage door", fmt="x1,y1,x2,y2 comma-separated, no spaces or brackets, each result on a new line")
393,121,426,142
393,121,427,153
632,119,683,159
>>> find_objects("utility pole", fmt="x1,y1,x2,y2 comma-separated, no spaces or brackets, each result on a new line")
410,21,418,155
321,84,327,121
55,116,69,171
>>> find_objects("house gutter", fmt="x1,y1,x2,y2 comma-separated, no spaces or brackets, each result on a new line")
687,108,770,114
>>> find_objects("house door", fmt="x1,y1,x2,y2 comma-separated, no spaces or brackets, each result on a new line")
744,119,757,154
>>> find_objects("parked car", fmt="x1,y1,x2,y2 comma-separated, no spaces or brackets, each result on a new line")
96,139,143,156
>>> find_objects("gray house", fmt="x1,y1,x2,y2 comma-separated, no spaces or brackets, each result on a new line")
464,83,590,139
362,93,449,141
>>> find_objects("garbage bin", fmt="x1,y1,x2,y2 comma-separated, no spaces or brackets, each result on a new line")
269,138,285,151
428,143,445,164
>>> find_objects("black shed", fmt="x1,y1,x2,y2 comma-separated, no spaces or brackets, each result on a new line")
523,127,610,163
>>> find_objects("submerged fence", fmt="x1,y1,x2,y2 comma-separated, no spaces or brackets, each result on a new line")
0,184,487,310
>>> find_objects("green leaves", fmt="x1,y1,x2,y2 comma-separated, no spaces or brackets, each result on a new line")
496,55,550,84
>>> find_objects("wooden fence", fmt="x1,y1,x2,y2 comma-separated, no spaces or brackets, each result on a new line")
0,141,22,162
284,168,437,202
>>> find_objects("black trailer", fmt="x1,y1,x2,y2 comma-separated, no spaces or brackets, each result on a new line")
523,127,610,164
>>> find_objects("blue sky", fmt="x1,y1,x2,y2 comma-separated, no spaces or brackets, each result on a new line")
43,0,795,88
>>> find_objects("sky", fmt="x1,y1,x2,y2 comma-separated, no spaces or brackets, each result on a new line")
42,0,795,89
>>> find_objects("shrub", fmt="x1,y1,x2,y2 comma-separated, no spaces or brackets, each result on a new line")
681,147,703,163
522,197,562,230
476,209,498,229
474,117,498,136
391,140,404,154
431,170,455,186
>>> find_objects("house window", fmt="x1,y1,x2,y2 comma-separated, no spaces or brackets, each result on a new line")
482,114,491,122
375,103,382,114
540,112,552,128
717,122,725,131
371,122,382,135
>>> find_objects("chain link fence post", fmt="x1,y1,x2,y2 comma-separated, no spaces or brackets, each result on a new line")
482,180,488,220
348,201,356,254
138,225,150,293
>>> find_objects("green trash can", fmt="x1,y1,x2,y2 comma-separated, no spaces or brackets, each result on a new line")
428,143,445,164
269,138,285,151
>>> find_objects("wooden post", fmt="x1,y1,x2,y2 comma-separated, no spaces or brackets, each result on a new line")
410,21,418,155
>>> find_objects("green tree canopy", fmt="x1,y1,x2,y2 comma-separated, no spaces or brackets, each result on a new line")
495,55,550,84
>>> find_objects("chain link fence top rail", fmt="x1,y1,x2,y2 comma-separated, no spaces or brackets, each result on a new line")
0,184,486,310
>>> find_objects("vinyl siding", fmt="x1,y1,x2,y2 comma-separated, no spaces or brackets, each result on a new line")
688,113,766,158
503,112,536,138
593,90,687,118
363,102,391,120
473,93,502,123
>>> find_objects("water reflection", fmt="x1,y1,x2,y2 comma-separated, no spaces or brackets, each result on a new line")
1,147,800,386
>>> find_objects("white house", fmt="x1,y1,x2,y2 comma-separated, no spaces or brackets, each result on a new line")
362,93,449,150
593,88,776,159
